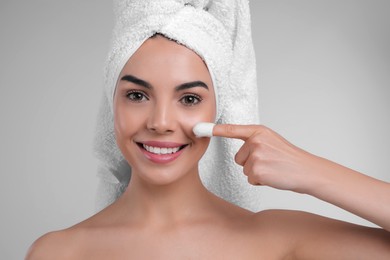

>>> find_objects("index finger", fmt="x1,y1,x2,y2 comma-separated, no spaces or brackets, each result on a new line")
213,124,261,141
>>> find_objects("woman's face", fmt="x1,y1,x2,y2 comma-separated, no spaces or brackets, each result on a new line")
113,35,216,185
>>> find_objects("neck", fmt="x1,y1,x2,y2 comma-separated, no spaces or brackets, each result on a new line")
119,167,217,225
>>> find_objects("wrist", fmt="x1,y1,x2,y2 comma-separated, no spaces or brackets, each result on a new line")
296,152,338,196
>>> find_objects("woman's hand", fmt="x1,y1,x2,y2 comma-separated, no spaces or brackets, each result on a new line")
213,124,321,193
213,124,390,231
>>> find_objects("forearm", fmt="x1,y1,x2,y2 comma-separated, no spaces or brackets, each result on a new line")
213,123,390,231
305,155,390,231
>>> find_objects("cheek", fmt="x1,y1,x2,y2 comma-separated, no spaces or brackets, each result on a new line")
177,104,215,148
114,106,144,139
179,99,216,135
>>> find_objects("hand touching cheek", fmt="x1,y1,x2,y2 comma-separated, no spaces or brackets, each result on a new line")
213,124,325,193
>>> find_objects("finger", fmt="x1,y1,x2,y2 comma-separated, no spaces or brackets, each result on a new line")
243,156,262,186
213,124,262,141
235,141,251,166
247,175,262,186
242,157,253,176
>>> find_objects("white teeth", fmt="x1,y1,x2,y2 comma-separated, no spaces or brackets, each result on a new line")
143,144,181,155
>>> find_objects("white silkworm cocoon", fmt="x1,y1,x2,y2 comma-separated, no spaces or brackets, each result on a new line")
193,122,215,138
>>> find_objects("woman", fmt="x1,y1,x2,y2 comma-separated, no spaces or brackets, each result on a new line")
27,0,390,259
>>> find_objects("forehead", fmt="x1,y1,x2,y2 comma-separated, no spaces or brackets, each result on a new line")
119,35,214,88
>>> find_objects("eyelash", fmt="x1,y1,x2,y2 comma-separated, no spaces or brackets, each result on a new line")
180,94,203,106
124,90,203,106
125,90,149,102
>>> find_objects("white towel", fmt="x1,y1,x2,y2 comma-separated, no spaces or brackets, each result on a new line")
93,0,262,212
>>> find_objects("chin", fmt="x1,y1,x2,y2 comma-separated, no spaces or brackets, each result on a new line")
131,164,199,187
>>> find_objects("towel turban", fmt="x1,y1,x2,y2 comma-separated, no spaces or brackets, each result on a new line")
94,0,262,212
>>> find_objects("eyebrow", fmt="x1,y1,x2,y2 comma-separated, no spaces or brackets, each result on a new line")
120,74,209,91
121,75,152,89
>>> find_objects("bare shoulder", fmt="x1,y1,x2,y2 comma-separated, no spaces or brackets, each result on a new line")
253,209,390,259
25,207,122,260
25,228,80,260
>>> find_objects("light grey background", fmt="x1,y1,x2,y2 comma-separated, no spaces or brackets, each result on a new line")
1,1,389,259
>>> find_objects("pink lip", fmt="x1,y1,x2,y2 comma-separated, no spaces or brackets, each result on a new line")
137,140,188,164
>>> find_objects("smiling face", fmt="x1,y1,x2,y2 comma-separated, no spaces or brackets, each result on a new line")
113,35,216,186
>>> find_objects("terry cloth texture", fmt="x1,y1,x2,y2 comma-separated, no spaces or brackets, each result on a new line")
93,0,262,212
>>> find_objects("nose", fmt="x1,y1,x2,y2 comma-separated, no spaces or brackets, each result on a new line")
146,101,177,134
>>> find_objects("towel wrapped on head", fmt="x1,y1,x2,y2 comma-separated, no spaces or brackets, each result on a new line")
94,0,262,212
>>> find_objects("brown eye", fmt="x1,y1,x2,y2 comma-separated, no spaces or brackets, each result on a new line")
180,94,202,106
126,91,148,102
